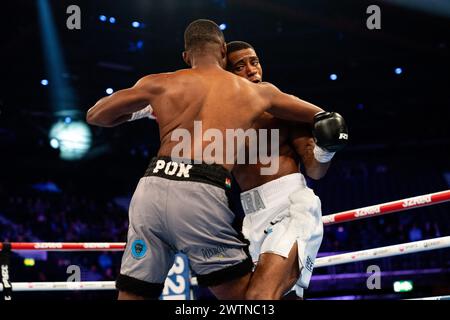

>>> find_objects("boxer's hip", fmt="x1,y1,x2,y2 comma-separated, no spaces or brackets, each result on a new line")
239,173,310,258
240,173,308,217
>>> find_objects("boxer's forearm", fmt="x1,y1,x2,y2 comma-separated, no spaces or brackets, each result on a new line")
290,133,330,180
302,144,330,180
86,88,149,127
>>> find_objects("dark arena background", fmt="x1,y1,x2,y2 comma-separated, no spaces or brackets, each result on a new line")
1,0,449,302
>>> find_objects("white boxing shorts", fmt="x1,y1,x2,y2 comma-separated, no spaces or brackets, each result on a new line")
240,173,323,297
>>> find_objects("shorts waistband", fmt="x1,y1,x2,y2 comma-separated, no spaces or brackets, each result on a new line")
240,173,308,215
144,156,232,190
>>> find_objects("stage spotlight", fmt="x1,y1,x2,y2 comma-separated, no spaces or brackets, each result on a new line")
132,21,140,28
330,74,338,81
41,79,49,86
64,116,72,124
99,15,107,22
219,23,227,30
106,88,114,95
49,120,92,160
395,67,403,75
109,17,116,24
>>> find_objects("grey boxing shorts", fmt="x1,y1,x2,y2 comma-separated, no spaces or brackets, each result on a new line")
116,156,252,298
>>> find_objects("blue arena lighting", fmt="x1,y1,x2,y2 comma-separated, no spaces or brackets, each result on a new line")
219,23,227,31
109,17,116,24
41,79,49,86
37,0,76,110
330,73,338,81
99,15,107,22
395,67,403,75
106,88,114,95
132,21,140,28
64,116,72,124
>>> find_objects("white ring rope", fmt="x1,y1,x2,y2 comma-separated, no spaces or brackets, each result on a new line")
0,279,198,292
1,281,116,292
314,236,450,267
2,235,449,292
407,295,450,300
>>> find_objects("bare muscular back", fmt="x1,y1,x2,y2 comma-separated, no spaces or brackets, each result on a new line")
148,66,268,171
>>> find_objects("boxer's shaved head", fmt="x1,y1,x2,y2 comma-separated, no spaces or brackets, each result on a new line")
184,19,225,52
183,19,227,68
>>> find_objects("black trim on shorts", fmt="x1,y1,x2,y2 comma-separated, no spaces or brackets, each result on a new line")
196,258,253,287
116,274,164,299
144,156,232,190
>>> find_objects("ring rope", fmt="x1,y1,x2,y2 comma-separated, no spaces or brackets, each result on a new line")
0,242,126,251
1,281,116,292
322,189,450,225
3,282,448,301
1,236,449,292
315,235,450,267
407,295,450,300
1,190,448,252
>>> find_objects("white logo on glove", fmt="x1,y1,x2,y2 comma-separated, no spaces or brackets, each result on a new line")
339,133,348,140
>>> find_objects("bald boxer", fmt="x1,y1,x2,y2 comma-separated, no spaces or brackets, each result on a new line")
87,19,340,300
227,41,348,299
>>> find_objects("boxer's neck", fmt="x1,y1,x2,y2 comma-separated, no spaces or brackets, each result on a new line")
191,54,223,69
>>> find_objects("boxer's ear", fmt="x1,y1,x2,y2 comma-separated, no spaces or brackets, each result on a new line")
220,43,227,68
221,43,227,59
182,51,191,67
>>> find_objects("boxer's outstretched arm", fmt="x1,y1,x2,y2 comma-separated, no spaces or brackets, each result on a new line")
288,124,330,180
86,75,158,127
260,82,323,124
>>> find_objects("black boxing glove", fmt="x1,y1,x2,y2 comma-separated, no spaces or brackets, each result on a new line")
312,111,348,163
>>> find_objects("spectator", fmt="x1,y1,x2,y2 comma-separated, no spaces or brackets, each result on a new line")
409,223,423,242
